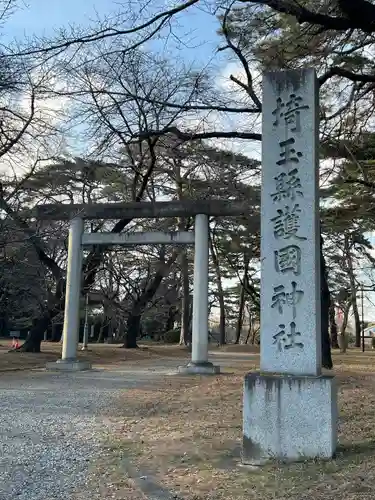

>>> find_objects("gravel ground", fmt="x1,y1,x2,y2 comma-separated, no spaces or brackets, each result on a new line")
0,364,181,500
0,353,237,500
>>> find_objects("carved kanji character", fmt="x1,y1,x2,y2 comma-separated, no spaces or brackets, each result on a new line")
271,281,304,319
271,285,286,315
273,322,304,351
271,168,303,202
272,97,285,127
271,204,306,241
284,94,310,132
272,94,309,132
277,138,303,167
274,245,301,276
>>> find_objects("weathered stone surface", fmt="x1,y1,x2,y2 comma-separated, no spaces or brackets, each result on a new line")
46,359,92,372
81,231,195,247
242,372,337,464
260,68,321,376
177,361,220,375
34,199,254,220
61,218,83,362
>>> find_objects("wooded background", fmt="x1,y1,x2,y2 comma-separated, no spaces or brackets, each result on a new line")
1,0,375,361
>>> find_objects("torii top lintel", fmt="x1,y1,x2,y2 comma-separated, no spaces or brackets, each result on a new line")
34,199,250,220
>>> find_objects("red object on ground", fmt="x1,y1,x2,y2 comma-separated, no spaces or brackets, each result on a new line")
11,338,19,349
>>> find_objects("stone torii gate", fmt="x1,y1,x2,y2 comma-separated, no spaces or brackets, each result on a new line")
36,199,251,374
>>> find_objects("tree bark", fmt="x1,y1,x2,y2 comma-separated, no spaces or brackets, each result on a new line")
51,322,63,342
175,172,192,347
123,313,140,348
245,316,252,344
344,234,360,347
97,315,107,343
165,305,177,332
179,250,191,345
235,291,245,344
235,254,250,344
122,251,179,348
209,233,226,345
352,294,361,347
320,236,333,369
340,302,351,337
338,301,351,352
251,327,259,345
329,300,339,349
19,314,52,352
17,144,158,352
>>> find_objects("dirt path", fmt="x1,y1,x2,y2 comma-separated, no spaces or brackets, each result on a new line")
0,359,191,500
4,350,374,500
0,348,261,500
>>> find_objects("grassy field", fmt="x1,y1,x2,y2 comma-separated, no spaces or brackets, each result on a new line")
105,349,375,500
0,339,258,372
0,340,190,372
2,340,375,499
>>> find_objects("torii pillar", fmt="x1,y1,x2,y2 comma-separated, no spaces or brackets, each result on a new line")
178,214,220,375
47,217,92,371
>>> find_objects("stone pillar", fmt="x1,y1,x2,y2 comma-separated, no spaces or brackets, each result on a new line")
81,293,90,351
178,214,219,375
192,213,209,363
242,68,337,465
46,218,91,371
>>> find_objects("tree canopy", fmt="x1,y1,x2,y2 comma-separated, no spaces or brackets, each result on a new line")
1,0,375,362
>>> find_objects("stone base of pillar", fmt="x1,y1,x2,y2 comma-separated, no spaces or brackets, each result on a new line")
178,361,220,375
46,359,92,372
242,372,337,465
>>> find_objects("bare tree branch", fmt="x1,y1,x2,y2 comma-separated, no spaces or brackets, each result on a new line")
319,66,375,86
0,193,63,283
8,0,200,57
133,126,262,143
344,177,375,190
220,4,262,110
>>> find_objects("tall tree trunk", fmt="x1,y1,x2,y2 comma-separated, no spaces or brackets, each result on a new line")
123,314,140,348
16,155,157,352
51,322,63,342
0,306,8,337
235,254,250,344
251,327,259,345
344,234,360,347
188,296,193,335
122,251,179,348
320,236,333,369
97,313,107,343
339,301,351,352
179,250,191,345
235,294,245,345
165,305,176,332
117,321,125,341
245,317,252,344
175,172,192,347
329,300,339,349
209,234,226,345
340,303,351,337
352,295,361,347
20,314,52,352
340,302,351,339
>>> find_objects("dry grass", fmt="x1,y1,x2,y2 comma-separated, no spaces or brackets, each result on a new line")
0,341,190,372
109,349,375,500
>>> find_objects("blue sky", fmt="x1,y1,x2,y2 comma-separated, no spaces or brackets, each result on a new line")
8,1,375,325
6,0,133,38
4,0,223,65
